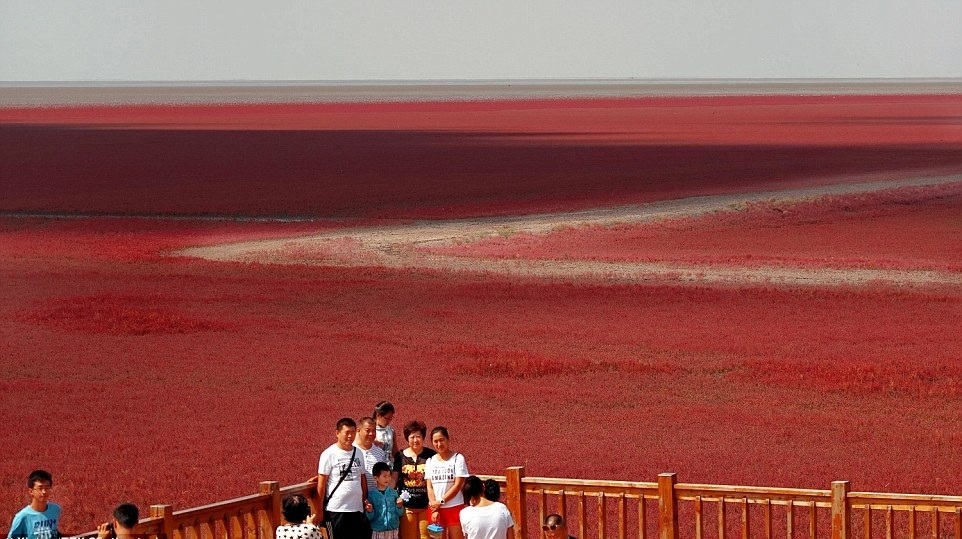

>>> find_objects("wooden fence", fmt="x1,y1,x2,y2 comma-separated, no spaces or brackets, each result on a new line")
96,466,962,539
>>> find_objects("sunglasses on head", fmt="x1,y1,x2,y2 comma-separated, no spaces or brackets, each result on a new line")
543,524,561,531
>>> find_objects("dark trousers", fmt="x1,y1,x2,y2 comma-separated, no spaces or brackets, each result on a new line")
325,511,372,539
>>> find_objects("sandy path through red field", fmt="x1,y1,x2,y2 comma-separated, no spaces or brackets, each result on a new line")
179,172,962,288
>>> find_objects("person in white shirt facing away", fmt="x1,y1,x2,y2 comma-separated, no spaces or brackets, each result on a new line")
459,477,513,539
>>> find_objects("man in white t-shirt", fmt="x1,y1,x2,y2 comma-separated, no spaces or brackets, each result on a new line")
318,418,373,539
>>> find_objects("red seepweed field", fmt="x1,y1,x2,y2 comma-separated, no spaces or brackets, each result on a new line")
2,93,962,534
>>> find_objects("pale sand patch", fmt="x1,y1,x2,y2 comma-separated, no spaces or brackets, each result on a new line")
177,173,962,288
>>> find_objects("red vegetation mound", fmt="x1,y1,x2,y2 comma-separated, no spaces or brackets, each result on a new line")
441,343,683,378
22,294,230,335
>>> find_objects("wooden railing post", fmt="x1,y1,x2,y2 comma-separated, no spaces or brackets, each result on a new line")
260,481,282,539
831,481,850,539
658,473,679,539
150,505,174,539
506,466,527,539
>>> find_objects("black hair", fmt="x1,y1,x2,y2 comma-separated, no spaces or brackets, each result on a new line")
462,476,483,501
373,401,395,418
357,416,376,428
430,426,449,440
113,504,139,529
483,479,501,502
402,420,427,440
335,417,356,431
544,514,566,527
372,462,392,477
27,470,52,488
281,494,311,524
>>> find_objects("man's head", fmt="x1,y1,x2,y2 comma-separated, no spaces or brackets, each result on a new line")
357,417,377,447
483,479,500,502
113,504,139,532
335,417,357,449
543,514,568,539
27,470,53,508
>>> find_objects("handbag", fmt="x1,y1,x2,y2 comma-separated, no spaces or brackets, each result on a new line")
322,446,357,524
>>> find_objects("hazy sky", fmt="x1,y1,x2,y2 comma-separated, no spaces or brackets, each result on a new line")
2,1,961,82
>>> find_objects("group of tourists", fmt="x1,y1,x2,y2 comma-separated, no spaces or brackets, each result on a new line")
312,401,512,539
6,402,577,539
309,401,577,539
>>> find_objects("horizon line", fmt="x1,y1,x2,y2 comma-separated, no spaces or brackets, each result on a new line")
2,78,961,106
4,76,962,86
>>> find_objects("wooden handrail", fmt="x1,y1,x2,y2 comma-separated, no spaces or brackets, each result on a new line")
169,491,270,518
78,468,962,539
522,476,658,489
676,484,831,499
849,491,962,504
277,481,319,495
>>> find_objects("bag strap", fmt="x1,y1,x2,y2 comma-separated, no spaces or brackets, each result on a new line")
324,447,357,506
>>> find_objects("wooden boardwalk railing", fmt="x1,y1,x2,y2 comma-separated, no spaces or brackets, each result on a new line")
91,467,962,539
